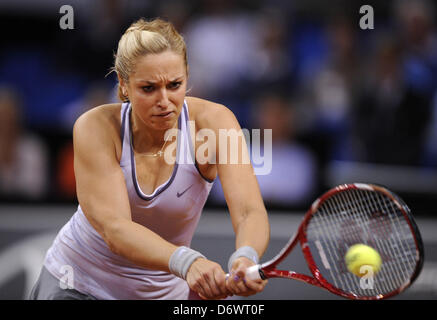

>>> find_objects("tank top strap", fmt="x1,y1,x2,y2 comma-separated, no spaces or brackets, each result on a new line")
181,101,214,183
177,101,196,166
120,102,131,166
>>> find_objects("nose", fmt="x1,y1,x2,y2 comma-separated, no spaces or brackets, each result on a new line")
157,88,170,109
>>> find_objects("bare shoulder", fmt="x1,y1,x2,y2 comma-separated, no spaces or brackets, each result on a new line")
73,103,123,158
186,96,239,130
74,103,121,132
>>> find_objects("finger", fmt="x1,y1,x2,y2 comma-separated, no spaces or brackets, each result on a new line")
225,271,239,293
226,271,247,295
197,291,208,300
237,280,258,297
199,272,216,299
237,278,257,296
235,265,266,291
206,269,224,299
192,278,209,299
211,268,232,299
242,278,268,293
189,269,214,300
228,268,266,296
214,269,229,298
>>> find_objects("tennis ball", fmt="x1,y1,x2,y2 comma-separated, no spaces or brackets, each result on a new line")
345,244,382,277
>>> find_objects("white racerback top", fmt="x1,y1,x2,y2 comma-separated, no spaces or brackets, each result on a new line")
44,101,214,299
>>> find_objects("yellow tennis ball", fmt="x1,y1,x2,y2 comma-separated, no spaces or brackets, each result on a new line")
345,244,382,277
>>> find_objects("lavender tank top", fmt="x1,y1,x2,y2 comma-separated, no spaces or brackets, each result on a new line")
44,101,214,299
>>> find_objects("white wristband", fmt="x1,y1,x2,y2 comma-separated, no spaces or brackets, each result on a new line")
228,246,259,272
168,246,205,280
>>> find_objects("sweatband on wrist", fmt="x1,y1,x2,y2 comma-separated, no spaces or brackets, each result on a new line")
168,246,206,280
227,246,259,272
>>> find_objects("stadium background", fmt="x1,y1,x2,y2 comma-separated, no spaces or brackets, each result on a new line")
0,0,436,299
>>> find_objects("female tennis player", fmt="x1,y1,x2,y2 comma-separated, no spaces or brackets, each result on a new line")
29,18,269,300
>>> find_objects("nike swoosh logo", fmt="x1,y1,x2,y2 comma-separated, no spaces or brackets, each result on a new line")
177,185,194,198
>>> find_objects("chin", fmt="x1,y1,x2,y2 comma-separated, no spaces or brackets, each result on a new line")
153,120,177,131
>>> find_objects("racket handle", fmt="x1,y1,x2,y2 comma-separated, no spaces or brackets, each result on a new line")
225,264,263,281
245,264,262,280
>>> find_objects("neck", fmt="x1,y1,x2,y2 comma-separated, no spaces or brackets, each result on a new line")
131,111,177,154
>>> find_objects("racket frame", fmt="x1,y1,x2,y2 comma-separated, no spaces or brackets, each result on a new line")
254,183,424,300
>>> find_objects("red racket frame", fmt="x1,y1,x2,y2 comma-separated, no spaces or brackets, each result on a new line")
257,183,424,300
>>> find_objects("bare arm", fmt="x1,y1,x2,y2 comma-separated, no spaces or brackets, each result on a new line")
196,102,270,296
211,105,270,257
73,108,178,272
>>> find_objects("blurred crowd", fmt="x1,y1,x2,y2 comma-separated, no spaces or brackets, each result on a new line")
1,0,437,209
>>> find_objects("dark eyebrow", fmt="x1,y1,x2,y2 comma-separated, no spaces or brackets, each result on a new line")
137,80,156,85
137,77,184,84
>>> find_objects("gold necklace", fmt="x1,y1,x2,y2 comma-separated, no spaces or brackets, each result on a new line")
134,123,177,158
138,138,170,157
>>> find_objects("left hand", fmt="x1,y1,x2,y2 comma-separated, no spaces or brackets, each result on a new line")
226,257,268,297
186,258,231,300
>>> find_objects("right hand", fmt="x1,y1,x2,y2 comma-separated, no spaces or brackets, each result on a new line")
185,258,231,300
226,257,268,297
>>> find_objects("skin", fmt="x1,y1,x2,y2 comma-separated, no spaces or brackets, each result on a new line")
73,50,269,300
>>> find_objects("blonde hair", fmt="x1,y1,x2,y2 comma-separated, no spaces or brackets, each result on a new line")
112,18,188,102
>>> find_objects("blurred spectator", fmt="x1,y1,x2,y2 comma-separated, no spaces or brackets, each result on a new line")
250,8,295,93
351,0,437,166
0,87,48,200
58,0,129,79
394,0,436,165
155,0,193,33
60,81,114,132
56,82,114,199
297,16,361,162
394,0,437,92
422,92,437,167
209,92,317,207
252,92,317,206
352,37,406,164
183,0,260,101
55,142,76,200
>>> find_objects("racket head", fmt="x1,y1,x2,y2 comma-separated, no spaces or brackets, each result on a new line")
299,183,424,300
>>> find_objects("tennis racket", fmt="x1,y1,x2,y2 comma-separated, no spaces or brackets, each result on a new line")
244,183,424,300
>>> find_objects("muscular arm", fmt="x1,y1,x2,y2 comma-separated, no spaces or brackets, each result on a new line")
194,100,270,259
73,107,178,272
218,109,269,258
208,104,270,295
191,98,270,296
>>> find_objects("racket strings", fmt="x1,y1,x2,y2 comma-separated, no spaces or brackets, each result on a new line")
306,188,418,298
364,191,416,289
339,189,415,295
341,189,412,295
336,189,398,295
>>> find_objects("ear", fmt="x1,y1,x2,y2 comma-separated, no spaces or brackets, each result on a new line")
117,74,128,97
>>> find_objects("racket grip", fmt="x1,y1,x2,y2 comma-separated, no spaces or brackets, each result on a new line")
225,264,263,281
245,264,262,280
